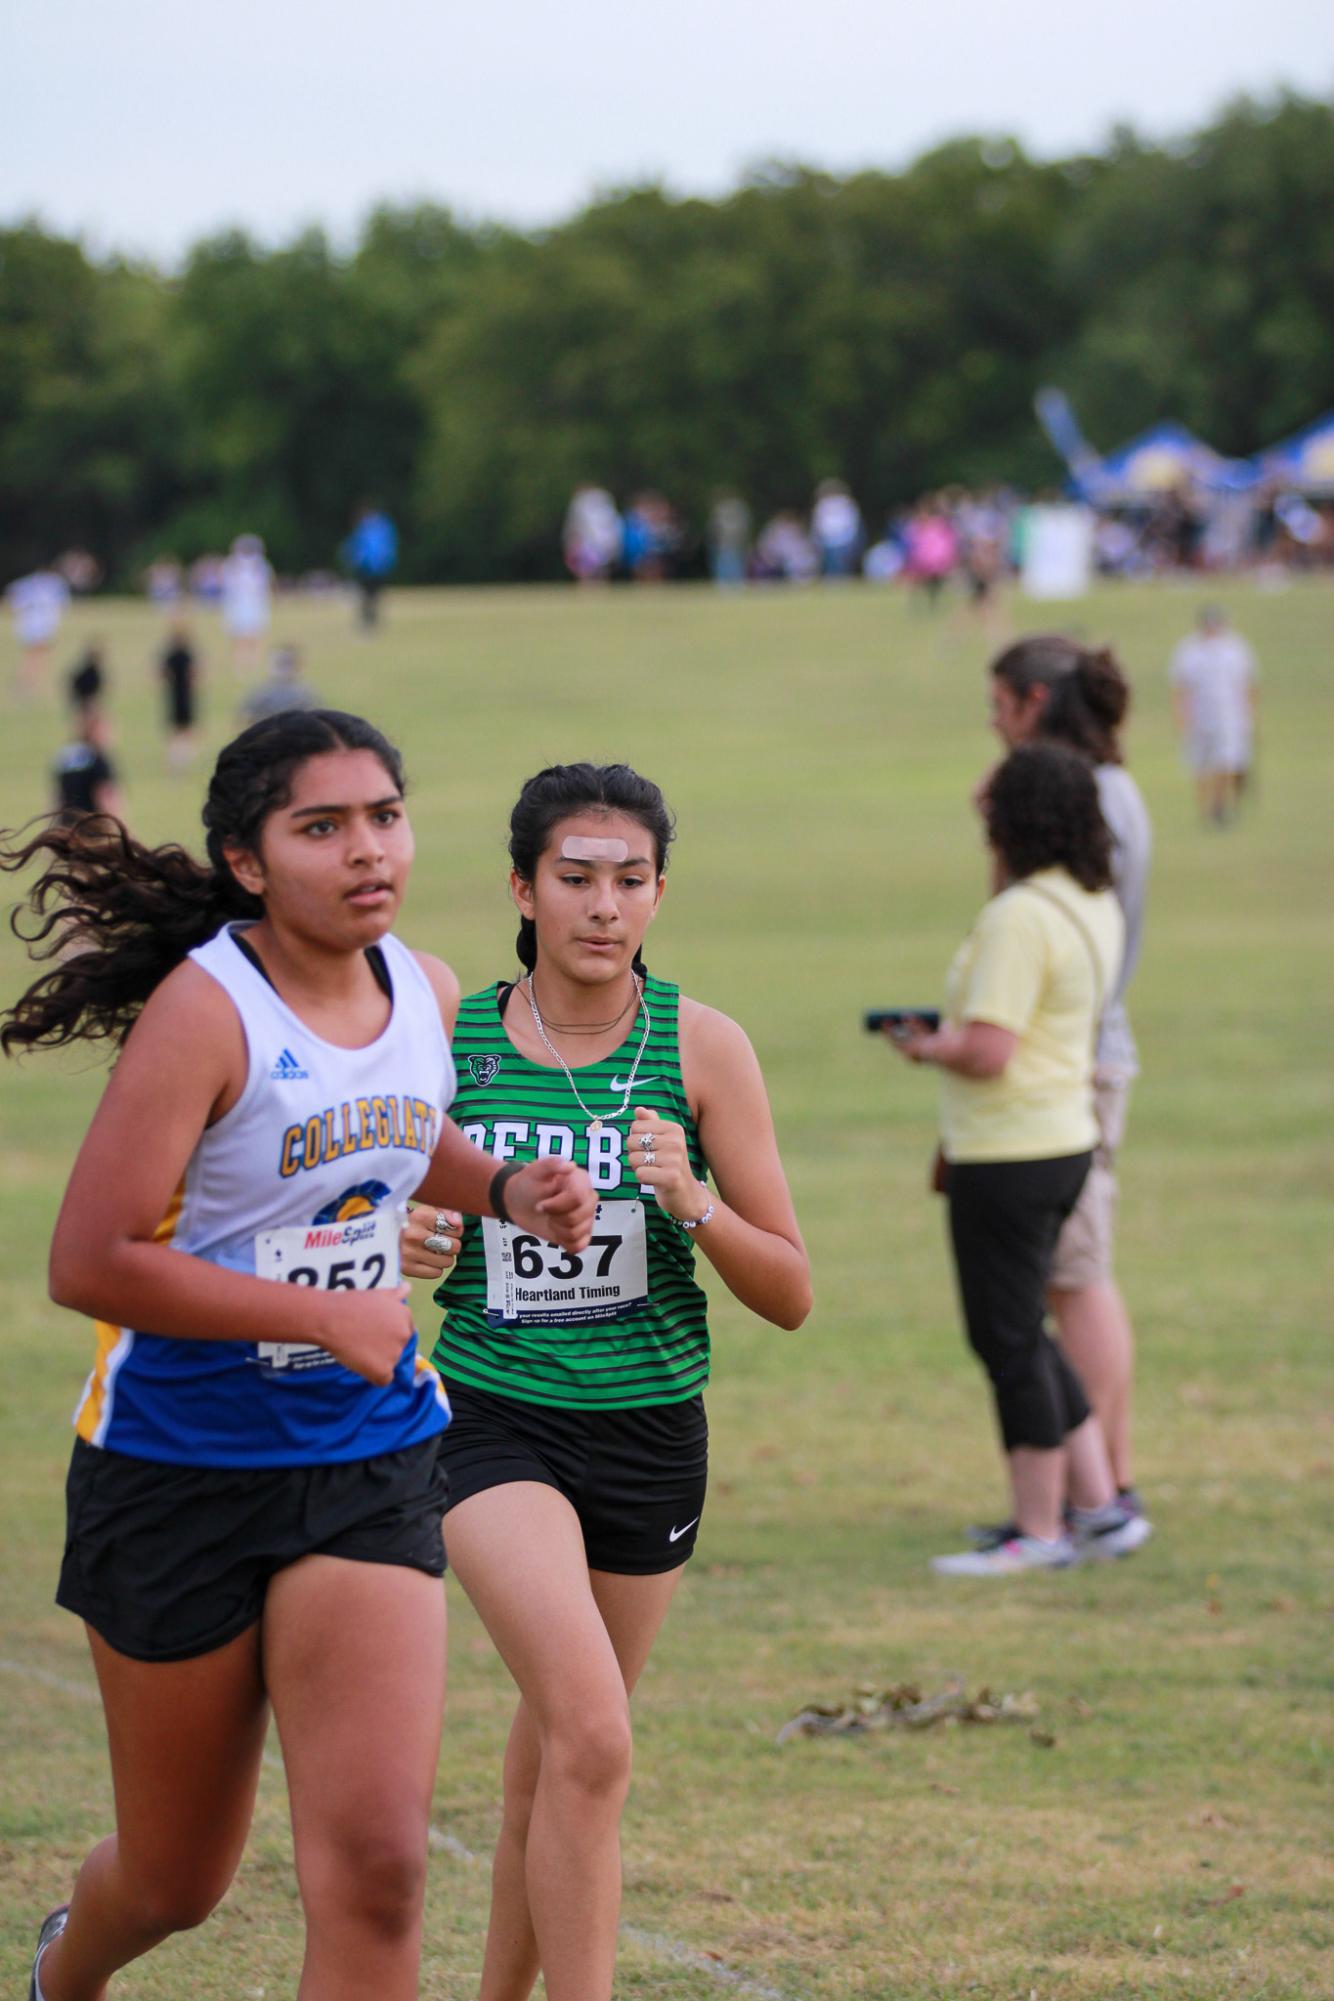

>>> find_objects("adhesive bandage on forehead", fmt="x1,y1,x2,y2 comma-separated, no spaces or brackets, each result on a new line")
560,837,632,863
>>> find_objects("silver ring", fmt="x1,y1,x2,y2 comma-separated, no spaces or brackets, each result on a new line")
422,1232,454,1256
434,1211,449,1236
640,1136,656,1156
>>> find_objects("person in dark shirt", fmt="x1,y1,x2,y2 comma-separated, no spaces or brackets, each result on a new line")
52,710,124,826
159,621,201,771
67,644,106,717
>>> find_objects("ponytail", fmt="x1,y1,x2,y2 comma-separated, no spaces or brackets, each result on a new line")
2,708,406,1057
991,634,1131,766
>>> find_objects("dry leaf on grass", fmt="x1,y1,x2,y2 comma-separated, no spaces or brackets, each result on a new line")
776,1678,1041,1743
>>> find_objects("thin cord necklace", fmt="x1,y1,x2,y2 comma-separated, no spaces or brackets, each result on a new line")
524,972,651,1135
526,975,638,1034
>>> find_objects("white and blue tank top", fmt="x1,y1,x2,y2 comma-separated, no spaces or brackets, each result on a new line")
73,924,455,1467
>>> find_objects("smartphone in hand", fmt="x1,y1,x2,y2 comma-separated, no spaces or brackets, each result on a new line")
863,1008,942,1043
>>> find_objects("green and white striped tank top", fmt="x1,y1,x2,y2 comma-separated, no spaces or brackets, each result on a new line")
431,975,711,1409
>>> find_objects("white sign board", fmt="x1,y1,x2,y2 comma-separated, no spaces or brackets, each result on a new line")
1021,505,1094,601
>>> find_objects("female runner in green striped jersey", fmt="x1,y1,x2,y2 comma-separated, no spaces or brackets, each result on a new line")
403,761,811,2001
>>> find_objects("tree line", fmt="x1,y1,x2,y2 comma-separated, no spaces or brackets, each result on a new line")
2,91,1331,588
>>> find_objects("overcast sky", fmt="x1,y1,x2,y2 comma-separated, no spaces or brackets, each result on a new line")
4,0,1331,262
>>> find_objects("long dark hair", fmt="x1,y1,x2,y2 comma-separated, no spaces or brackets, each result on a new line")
2,710,405,1056
991,634,1130,766
984,742,1113,892
508,762,675,976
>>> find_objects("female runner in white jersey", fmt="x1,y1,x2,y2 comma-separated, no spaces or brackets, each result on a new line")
2,710,595,2001
401,761,812,2001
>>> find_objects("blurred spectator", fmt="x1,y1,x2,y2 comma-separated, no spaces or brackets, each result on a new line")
53,706,124,826
754,511,817,582
159,620,202,772
1169,606,1258,825
1092,515,1143,578
221,534,274,672
1272,489,1324,563
563,485,623,583
241,644,319,725
145,555,184,606
7,566,70,696
623,492,681,582
67,643,107,717
56,548,104,595
905,501,958,606
958,491,1008,616
707,492,751,587
811,479,863,578
863,522,907,582
189,553,226,602
343,503,398,629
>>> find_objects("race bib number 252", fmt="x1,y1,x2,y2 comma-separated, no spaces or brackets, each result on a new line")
483,1200,648,1327
253,1209,401,1373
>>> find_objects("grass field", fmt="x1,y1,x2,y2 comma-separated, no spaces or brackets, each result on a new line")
1,579,1330,2001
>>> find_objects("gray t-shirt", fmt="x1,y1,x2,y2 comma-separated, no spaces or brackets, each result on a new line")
1095,763,1151,1076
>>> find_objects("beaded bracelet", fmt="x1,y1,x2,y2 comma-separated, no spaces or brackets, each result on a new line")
673,1199,716,1233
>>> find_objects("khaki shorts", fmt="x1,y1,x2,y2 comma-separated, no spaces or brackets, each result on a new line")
1048,1076,1130,1291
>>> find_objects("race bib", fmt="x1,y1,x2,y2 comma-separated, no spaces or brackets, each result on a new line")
483,1200,648,1327
254,1208,401,1373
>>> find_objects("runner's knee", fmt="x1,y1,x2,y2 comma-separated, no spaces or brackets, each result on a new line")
541,1700,633,1802
121,1868,232,1939
300,1817,428,1940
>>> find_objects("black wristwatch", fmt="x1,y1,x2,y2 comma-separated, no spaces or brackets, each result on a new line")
489,1159,526,1225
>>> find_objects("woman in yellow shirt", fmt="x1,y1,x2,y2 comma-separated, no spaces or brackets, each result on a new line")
888,743,1152,1575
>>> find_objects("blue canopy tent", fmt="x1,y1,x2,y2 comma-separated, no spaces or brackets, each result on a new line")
1256,412,1334,495
1078,422,1258,504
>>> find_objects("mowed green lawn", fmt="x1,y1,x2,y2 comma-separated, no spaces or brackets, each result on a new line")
1,579,1330,2001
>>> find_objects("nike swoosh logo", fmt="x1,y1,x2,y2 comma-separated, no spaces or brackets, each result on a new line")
668,1517,700,1543
611,1075,659,1094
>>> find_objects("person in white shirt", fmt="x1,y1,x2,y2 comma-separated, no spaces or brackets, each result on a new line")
7,568,71,695
811,480,863,578
221,534,275,673
562,486,623,583
1169,606,1258,824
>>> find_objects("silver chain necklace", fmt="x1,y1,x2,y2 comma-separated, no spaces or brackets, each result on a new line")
524,973,651,1135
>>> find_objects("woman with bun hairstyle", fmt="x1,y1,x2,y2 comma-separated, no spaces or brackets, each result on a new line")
3,710,595,2001
986,636,1150,1515
401,761,811,2001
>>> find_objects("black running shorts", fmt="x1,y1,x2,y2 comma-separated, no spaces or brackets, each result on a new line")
439,1381,708,1575
56,1433,448,1663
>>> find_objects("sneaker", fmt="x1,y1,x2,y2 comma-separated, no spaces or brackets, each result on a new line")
963,1517,1020,1550
29,1906,69,2001
932,1533,1076,1577
1070,1502,1153,1563
965,1504,1076,1550
1117,1485,1146,1519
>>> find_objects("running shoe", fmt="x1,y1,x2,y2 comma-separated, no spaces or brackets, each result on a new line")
29,1905,69,2001
931,1533,1076,1577
965,1505,1076,1550
963,1517,1020,1550
1070,1502,1153,1562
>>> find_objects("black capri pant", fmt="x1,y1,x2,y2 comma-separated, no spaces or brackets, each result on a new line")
947,1152,1093,1452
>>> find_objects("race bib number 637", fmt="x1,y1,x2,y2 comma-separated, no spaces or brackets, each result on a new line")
483,1199,648,1327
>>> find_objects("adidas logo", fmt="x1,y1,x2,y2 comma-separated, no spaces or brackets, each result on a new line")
270,1048,310,1081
